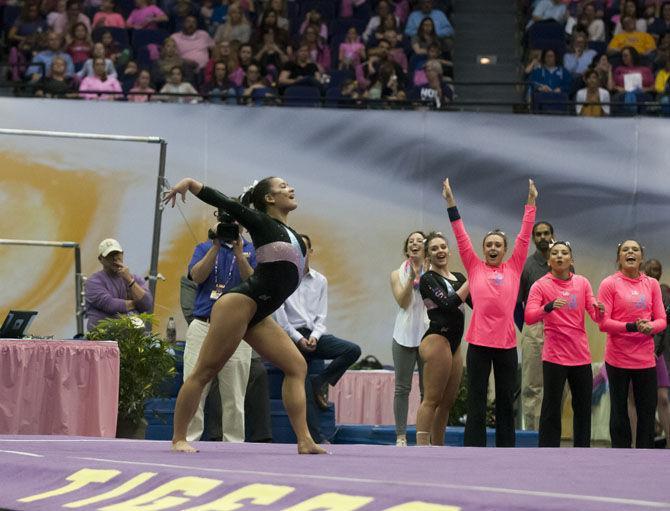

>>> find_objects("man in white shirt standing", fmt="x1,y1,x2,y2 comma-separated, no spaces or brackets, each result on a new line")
275,234,361,443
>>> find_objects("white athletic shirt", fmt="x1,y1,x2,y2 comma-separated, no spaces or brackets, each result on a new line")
392,260,429,348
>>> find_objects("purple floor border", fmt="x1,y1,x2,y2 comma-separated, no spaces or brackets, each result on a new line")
0,436,668,511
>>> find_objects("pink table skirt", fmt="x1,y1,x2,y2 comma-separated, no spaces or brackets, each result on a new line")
328,370,421,425
0,340,120,437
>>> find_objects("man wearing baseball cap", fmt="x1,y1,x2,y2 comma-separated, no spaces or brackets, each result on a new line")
84,238,153,330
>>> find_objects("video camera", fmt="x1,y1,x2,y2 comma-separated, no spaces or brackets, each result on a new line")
208,208,240,243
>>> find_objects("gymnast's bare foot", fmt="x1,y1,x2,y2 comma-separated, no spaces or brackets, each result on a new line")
298,439,329,454
172,440,198,453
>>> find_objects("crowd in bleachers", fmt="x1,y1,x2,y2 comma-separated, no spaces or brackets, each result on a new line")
522,0,670,115
1,0,456,107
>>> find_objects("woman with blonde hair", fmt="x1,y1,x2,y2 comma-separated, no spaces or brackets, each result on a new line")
214,2,251,44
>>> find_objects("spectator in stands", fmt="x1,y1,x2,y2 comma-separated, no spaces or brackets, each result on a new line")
85,238,153,331
564,32,597,78
49,0,91,35
171,15,215,72
363,0,399,43
274,234,361,445
77,41,117,78
255,10,290,49
157,65,200,102
654,32,670,68
608,15,657,55
339,27,366,70
529,48,572,94
100,29,128,66
413,58,452,108
411,17,443,56
118,59,138,90
576,68,610,115
366,60,406,100
340,78,361,103
259,0,290,30
301,24,331,71
524,47,542,76
366,38,407,88
655,56,670,111
373,13,402,44
67,21,92,69
26,31,75,81
128,68,156,101
126,0,168,29
299,9,328,40
238,43,258,72
612,46,655,109
202,60,238,102
8,2,48,55
649,2,670,43
214,2,251,44
570,2,605,42
242,62,273,99
79,56,123,98
34,56,77,97
152,37,196,87
405,0,454,41
413,42,452,85
92,0,126,29
255,28,289,78
592,52,615,89
527,0,567,29
613,0,648,34
170,0,199,33
278,44,322,90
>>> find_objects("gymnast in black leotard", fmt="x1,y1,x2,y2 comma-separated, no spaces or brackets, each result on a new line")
197,184,307,327
164,177,326,455
415,232,470,446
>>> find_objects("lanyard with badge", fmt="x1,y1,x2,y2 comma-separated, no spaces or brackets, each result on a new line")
210,249,236,301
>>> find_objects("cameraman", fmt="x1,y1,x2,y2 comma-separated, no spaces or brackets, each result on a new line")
183,209,256,443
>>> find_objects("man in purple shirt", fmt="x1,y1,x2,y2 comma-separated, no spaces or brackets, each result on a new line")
85,238,153,331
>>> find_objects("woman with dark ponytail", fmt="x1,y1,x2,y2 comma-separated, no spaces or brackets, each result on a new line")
597,240,667,448
164,176,327,454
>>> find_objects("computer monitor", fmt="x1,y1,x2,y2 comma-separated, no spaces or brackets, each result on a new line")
0,311,38,339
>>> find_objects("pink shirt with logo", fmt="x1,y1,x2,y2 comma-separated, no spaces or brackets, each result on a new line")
525,273,598,366
451,204,536,349
597,271,667,369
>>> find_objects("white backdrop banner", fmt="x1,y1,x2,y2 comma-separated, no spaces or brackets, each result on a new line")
1,98,669,363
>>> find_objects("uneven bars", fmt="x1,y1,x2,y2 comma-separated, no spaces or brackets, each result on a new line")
0,239,85,336
0,128,162,144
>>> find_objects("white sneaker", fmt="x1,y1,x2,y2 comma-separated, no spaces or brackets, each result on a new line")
396,437,407,447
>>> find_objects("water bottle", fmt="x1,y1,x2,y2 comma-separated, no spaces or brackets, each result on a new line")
166,317,177,344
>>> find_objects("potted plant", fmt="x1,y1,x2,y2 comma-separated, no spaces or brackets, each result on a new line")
86,313,176,438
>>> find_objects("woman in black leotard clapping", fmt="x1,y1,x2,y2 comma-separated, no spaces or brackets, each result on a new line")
164,176,327,454
416,232,469,446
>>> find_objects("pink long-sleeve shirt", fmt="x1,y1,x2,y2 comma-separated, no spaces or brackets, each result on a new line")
451,204,536,349
597,271,667,369
525,273,598,366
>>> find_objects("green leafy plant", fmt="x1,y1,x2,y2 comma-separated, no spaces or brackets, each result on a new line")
86,313,176,425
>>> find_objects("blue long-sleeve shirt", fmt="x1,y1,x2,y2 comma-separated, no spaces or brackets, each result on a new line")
529,65,572,93
25,51,75,79
404,9,454,38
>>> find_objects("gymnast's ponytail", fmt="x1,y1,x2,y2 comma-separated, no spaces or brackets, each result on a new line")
240,176,276,212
